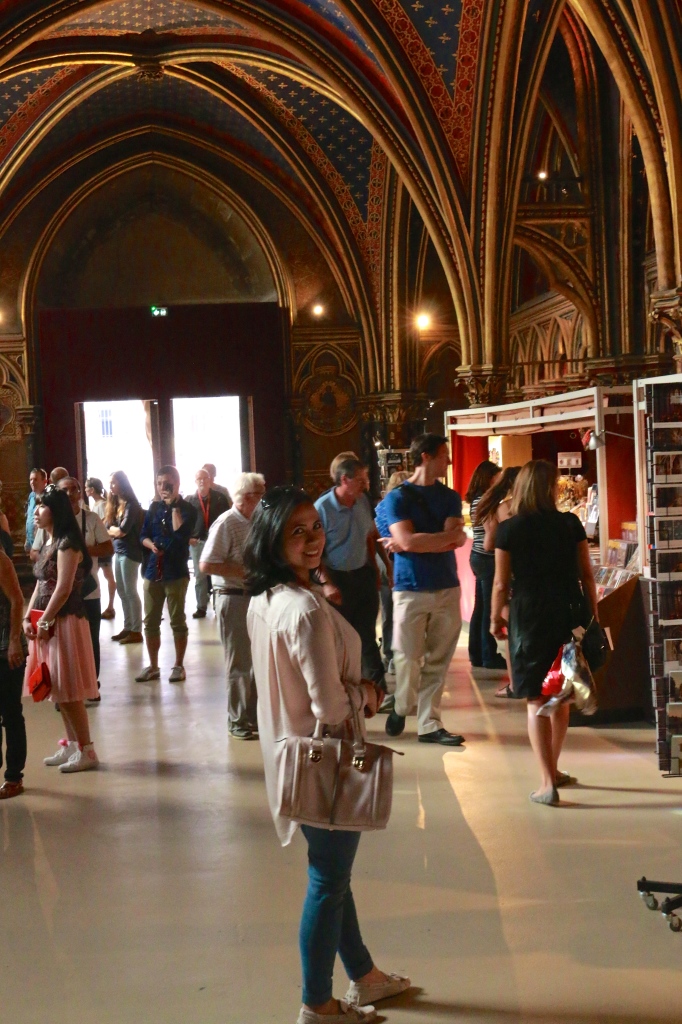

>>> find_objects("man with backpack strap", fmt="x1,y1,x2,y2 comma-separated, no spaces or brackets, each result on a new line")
376,434,467,745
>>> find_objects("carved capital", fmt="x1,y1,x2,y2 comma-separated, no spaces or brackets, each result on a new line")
457,367,508,407
650,286,682,371
14,405,40,437
135,58,165,82
356,392,428,448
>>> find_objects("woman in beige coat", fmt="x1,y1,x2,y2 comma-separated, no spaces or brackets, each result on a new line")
246,486,410,1024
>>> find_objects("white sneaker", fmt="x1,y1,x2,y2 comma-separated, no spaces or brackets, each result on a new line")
346,972,411,1005
297,1002,376,1024
44,739,77,766
59,743,99,773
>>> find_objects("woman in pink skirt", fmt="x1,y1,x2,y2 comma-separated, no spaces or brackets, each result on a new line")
23,488,100,773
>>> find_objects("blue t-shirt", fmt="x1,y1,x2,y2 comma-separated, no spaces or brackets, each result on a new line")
377,481,462,592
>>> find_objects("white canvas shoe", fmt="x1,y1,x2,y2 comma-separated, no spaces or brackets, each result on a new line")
297,1002,376,1024
345,972,411,1005
44,739,77,766
59,743,99,773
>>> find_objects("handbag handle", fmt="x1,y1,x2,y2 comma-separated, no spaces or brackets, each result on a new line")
311,685,368,769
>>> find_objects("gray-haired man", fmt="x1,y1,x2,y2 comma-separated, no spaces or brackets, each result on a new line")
200,472,266,740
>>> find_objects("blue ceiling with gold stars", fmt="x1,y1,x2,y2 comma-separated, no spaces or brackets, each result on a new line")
297,0,376,61
234,62,375,217
21,73,296,178
398,0,462,91
47,0,248,36
0,68,60,131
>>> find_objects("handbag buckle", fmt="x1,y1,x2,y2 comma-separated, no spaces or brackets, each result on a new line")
352,755,366,771
309,749,322,763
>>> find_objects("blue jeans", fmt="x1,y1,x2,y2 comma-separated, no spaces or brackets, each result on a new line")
190,540,209,612
469,549,498,667
115,554,142,633
300,826,374,1007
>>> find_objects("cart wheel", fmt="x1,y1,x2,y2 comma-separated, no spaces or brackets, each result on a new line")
668,915,682,932
644,894,659,911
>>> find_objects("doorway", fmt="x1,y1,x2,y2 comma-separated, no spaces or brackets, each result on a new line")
81,399,156,505
81,395,244,502
171,395,242,496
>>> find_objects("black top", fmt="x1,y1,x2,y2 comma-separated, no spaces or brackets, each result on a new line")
187,488,231,541
33,540,88,619
111,498,144,562
496,510,586,600
0,528,13,558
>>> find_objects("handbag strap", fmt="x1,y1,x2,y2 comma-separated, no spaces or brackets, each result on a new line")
313,690,367,760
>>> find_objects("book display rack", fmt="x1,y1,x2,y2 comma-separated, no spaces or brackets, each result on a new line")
639,376,682,774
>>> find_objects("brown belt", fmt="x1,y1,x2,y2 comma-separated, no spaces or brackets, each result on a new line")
215,588,246,597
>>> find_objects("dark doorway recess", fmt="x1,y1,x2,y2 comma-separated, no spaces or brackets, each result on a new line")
38,303,287,486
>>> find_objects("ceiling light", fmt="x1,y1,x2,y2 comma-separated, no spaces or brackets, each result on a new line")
415,313,431,331
312,304,324,317
537,170,548,180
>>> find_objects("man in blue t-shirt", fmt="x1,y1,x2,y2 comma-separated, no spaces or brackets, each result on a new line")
376,434,466,745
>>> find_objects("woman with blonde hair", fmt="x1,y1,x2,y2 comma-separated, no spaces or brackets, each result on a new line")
491,460,598,805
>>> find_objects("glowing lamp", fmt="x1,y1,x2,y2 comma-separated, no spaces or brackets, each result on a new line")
415,313,431,331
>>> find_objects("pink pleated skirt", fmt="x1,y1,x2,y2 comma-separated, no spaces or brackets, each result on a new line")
24,614,98,703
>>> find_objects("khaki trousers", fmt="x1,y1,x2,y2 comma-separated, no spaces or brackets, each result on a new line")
392,587,462,735
215,593,257,731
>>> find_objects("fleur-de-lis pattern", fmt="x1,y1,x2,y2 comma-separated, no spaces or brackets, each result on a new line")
46,0,248,36
231,63,375,219
21,73,293,177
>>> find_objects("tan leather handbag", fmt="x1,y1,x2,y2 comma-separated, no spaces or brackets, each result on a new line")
278,687,401,832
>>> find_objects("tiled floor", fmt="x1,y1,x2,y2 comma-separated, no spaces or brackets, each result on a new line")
3,598,681,1023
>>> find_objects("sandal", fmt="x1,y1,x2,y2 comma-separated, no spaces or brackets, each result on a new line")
495,683,514,698
555,770,577,787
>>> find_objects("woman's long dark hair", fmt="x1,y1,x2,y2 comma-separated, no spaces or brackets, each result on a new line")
105,470,138,527
244,486,318,596
39,488,92,576
473,466,522,524
465,460,500,504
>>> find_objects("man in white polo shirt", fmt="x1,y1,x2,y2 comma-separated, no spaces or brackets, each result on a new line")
200,472,265,740
314,455,385,692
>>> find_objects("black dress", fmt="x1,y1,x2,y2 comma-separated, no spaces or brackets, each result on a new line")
495,511,587,699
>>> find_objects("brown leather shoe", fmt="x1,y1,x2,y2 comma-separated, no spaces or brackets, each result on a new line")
111,630,129,641
0,780,24,799
101,608,116,620
119,631,143,644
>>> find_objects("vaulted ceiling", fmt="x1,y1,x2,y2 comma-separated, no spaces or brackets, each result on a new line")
0,0,680,395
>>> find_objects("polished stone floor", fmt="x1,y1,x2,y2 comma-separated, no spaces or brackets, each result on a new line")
3,593,682,1024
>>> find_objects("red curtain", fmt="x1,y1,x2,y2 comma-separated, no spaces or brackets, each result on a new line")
450,432,489,496
38,304,286,486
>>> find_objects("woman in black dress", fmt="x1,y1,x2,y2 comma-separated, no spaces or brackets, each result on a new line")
491,460,598,805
